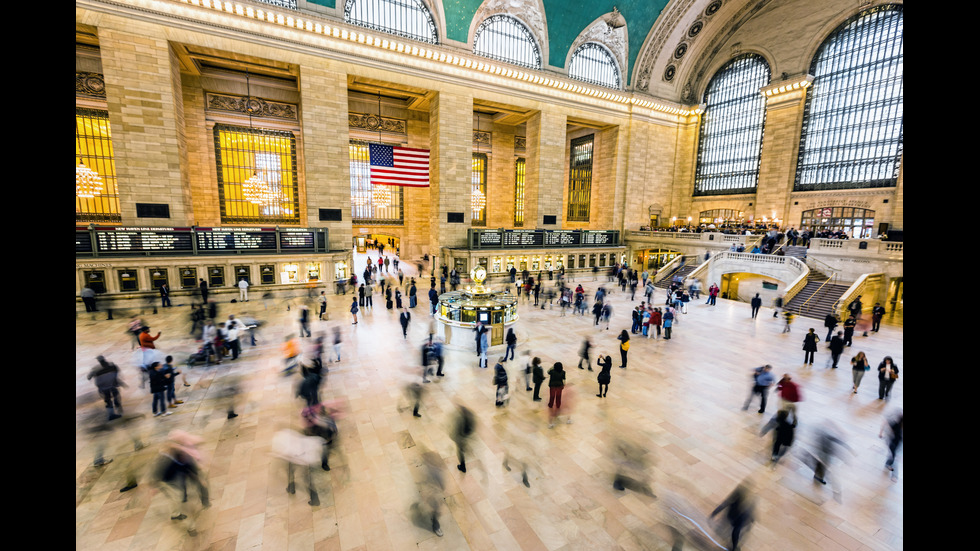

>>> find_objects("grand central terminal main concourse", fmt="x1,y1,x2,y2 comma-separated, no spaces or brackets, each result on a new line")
76,0,903,549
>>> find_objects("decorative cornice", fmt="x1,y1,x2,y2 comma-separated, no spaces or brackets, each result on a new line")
348,112,407,134
76,71,106,99
206,92,298,121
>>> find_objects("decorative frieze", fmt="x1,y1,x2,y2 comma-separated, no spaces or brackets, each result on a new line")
348,112,407,134
76,72,106,99
206,92,298,121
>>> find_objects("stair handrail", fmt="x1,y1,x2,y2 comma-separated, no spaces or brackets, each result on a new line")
799,271,840,314
652,254,693,284
782,263,812,306
833,273,885,320
804,255,842,276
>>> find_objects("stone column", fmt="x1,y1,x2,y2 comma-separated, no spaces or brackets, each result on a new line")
299,64,352,252
403,114,432,258
595,124,628,231
428,90,473,271
525,109,566,228
488,122,516,228
98,22,191,225
756,87,807,224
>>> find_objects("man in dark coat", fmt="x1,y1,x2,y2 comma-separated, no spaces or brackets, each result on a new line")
750,294,762,318
399,308,411,339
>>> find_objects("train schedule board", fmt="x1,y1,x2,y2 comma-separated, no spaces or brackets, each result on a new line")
92,227,194,255
195,227,277,252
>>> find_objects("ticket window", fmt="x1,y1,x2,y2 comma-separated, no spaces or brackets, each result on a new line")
531,256,540,271
506,257,515,272
334,261,349,280
555,257,564,270
492,257,502,273
149,268,168,290
543,255,552,271
260,265,277,284
589,254,597,268
179,268,198,289
567,254,575,269
478,258,488,271
84,270,107,294
599,254,606,267
454,257,468,274
118,269,139,292
234,266,251,286
208,267,225,287
519,257,528,271
579,254,587,268
306,263,321,282
282,264,299,284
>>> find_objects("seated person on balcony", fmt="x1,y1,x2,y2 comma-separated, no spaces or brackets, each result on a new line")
751,245,762,254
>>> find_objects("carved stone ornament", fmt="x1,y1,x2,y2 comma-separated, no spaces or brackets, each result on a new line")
473,130,492,148
515,136,527,151
633,0,728,91
348,112,407,134
475,0,547,51
206,92,298,121
76,72,106,99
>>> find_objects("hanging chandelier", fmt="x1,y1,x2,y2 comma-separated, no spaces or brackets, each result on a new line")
351,192,368,207
76,161,104,198
243,170,270,205
372,184,391,209
471,186,486,211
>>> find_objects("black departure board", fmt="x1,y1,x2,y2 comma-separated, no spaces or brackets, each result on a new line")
195,227,277,251
94,227,194,254
279,229,316,249
76,231,94,253
469,229,618,249
77,226,329,257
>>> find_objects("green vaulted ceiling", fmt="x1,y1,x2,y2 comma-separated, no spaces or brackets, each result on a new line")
443,0,669,80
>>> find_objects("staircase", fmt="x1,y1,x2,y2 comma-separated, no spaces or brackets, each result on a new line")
654,263,697,289
784,269,850,320
783,245,809,261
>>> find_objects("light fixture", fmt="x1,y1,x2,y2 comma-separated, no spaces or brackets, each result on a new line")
241,68,271,206
76,161,104,198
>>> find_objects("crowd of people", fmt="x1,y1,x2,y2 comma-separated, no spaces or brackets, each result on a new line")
78,252,901,549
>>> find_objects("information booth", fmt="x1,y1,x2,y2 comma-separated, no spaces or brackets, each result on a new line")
435,266,518,346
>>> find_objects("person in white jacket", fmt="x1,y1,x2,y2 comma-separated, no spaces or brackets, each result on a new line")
238,278,249,302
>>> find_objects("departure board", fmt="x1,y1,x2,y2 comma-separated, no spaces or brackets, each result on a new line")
279,229,316,249
478,231,502,246
76,231,94,253
195,228,277,251
94,227,194,253
502,230,543,247
544,230,580,246
581,231,616,245
469,229,618,249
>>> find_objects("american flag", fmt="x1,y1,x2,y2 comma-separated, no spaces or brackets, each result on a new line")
369,143,430,187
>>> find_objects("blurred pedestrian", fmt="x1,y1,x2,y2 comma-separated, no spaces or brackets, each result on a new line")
743,365,774,414
710,483,755,551
299,305,311,337
578,337,592,371
824,312,839,342
88,356,126,420
504,327,517,361
155,430,210,535
318,291,327,320
494,358,509,407
148,362,171,417
829,331,845,368
879,411,902,479
761,409,796,464
871,303,886,332
270,428,322,506
413,450,446,536
596,355,612,398
282,335,300,376
775,374,802,422
452,405,476,473
139,326,161,349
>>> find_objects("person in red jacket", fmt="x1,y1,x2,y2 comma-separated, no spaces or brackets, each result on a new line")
776,374,802,423
139,327,162,349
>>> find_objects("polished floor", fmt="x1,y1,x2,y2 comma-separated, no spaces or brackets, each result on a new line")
76,254,903,551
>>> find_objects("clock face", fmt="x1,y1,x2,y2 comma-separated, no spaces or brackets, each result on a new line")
471,266,487,284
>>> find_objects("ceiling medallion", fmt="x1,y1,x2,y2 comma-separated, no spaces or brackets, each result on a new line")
674,43,688,59
664,65,677,82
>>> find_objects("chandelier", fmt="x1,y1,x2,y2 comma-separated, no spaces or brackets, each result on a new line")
372,184,391,208
471,186,486,211
352,192,368,207
243,170,270,205
76,161,104,198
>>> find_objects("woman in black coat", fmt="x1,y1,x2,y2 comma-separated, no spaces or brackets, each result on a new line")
802,328,819,365
617,331,630,368
761,409,796,463
596,355,612,397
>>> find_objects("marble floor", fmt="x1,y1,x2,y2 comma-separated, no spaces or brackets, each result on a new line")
76,256,903,551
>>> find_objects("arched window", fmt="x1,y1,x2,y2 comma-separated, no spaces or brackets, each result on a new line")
795,5,903,191
474,15,541,69
344,0,438,44
568,43,621,89
694,54,770,196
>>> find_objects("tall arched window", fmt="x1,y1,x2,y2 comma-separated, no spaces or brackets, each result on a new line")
344,0,438,44
694,54,770,196
474,15,541,69
795,5,903,191
568,43,621,89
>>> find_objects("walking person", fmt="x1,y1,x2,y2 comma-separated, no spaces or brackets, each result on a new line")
318,291,327,320
199,278,209,303
578,337,592,371
350,297,359,325
743,365,774,413
494,358,509,407
710,483,755,551
871,303,886,332
851,351,870,394
802,328,819,365
707,283,719,305
298,305,311,337
148,362,171,417
750,293,762,318
399,307,411,339
546,362,566,428
760,409,796,464
452,404,476,473
87,355,126,420
475,322,489,368
877,356,899,400
843,315,857,346
155,430,210,535
879,411,902,479
163,356,183,409
160,282,172,308
829,331,845,368
824,313,839,342
775,374,802,422
596,355,612,398
617,330,630,368
504,327,517,361
531,357,545,401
